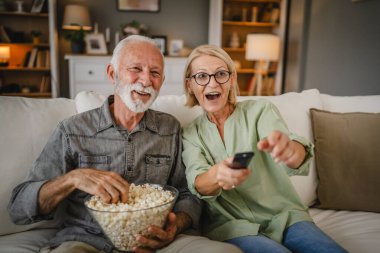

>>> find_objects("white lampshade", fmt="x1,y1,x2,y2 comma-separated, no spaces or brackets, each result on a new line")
245,34,280,61
62,5,92,31
0,46,10,59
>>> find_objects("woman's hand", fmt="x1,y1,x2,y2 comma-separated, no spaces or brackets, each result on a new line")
194,158,251,195
214,158,251,190
257,131,306,169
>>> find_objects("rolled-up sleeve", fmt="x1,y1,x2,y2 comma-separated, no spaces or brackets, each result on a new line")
257,101,314,176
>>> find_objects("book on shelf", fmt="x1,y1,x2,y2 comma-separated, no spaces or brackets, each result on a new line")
27,48,38,68
261,75,275,96
0,25,11,43
246,74,257,96
270,8,280,23
39,75,50,92
251,6,259,22
36,50,46,68
39,75,46,92
45,50,50,68
22,51,31,67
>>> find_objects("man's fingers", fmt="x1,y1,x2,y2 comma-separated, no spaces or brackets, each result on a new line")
75,168,129,203
147,225,168,241
137,235,162,249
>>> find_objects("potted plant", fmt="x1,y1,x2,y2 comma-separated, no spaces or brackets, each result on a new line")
121,20,148,38
64,28,85,54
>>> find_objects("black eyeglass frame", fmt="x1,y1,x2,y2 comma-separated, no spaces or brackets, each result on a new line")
189,70,232,86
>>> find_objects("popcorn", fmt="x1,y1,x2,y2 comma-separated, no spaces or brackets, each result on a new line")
85,184,178,251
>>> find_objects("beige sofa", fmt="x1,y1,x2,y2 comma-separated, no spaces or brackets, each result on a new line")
0,89,379,252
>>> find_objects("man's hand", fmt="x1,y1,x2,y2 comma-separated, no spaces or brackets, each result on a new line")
38,168,129,215
133,212,190,253
71,168,129,204
257,131,306,169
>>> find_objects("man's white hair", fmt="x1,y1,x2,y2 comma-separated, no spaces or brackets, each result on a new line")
110,35,163,71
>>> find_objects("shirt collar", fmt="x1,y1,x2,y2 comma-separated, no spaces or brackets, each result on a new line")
97,95,159,134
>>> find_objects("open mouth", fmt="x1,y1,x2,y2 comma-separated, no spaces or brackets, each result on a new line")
205,91,221,101
133,90,151,97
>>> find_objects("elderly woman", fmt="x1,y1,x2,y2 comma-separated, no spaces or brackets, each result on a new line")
181,44,347,253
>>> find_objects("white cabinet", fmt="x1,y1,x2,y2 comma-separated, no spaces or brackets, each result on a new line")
65,55,187,99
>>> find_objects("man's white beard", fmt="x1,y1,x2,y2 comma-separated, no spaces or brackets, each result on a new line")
115,80,158,113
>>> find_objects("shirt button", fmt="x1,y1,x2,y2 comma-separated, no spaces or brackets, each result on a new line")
128,138,132,142
127,166,132,171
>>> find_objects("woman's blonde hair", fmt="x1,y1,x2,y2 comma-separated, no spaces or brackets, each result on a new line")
183,44,239,107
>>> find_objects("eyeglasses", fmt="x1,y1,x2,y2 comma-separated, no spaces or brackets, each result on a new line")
189,70,231,86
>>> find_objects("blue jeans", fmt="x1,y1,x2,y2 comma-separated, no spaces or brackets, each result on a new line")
225,221,348,253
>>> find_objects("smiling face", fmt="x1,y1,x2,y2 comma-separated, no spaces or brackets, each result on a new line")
108,40,164,113
186,54,234,115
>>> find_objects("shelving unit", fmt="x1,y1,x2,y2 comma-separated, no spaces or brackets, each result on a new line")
0,0,58,98
209,0,286,96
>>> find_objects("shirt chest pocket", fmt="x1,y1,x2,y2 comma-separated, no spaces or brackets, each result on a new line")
145,155,171,184
79,155,111,170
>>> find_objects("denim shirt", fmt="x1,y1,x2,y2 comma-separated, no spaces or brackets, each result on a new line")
8,96,201,252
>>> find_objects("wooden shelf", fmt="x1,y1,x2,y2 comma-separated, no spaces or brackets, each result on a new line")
0,66,50,71
0,42,50,47
224,47,246,52
0,1,58,98
223,21,278,27
237,68,276,74
237,68,258,74
0,11,48,17
1,92,52,98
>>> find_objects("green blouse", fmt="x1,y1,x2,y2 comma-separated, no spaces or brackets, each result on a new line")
182,99,314,243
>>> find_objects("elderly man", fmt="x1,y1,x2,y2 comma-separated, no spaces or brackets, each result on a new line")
8,35,241,253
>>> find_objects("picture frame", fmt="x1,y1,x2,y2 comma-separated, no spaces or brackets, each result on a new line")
151,35,167,55
169,39,184,57
117,0,160,12
85,33,108,55
30,0,46,13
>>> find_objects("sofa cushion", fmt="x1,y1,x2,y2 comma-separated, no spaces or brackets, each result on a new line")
0,97,77,236
0,228,58,253
321,93,380,113
310,208,380,253
310,109,380,212
75,90,107,114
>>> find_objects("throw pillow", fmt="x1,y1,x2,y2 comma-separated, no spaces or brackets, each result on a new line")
310,108,380,212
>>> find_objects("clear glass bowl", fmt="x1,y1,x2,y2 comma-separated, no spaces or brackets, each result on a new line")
85,184,178,252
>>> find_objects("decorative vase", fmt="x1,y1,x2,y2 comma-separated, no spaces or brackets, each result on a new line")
71,41,85,54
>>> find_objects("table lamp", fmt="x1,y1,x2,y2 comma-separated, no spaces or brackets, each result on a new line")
62,4,92,53
0,46,10,67
245,34,280,95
